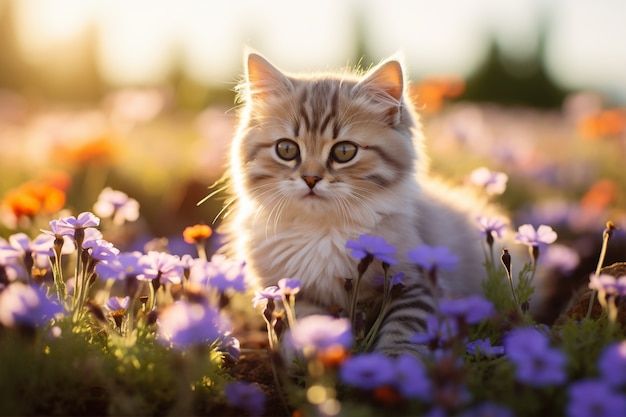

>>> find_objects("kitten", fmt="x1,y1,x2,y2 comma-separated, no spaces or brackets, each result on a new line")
223,52,503,355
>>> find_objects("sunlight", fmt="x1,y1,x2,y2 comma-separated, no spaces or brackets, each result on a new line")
14,0,95,63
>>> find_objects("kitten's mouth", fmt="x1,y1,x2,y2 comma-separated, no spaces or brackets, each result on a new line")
304,190,323,199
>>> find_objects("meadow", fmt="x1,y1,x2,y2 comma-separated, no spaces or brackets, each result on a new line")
1,85,625,416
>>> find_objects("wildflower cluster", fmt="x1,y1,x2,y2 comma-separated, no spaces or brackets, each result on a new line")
0,188,253,415
248,202,626,417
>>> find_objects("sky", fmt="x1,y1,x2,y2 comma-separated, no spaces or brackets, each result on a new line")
9,0,626,103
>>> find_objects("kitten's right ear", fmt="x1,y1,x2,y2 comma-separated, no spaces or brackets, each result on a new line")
245,53,292,99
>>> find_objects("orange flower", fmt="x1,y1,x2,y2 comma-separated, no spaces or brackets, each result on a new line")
410,76,465,115
20,181,66,214
2,188,40,218
318,344,349,368
580,179,617,211
53,135,120,166
183,224,213,244
1,177,67,221
373,385,403,405
578,108,626,140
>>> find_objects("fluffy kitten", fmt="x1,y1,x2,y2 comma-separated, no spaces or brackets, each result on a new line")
223,53,502,354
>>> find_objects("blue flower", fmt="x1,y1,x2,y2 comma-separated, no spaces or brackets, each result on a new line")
514,224,557,247
287,315,352,353
93,187,140,226
476,215,507,240
468,166,508,195
567,379,626,417
219,333,241,361
206,254,247,293
157,299,229,350
597,341,626,387
411,314,459,347
0,282,64,327
252,286,281,309
95,251,145,281
224,381,266,417
589,273,626,297
139,251,183,285
277,277,302,296
407,244,458,273
504,327,567,387
459,402,514,417
85,239,119,262
104,296,131,312
466,338,504,356
345,234,397,265
340,352,396,390
54,212,101,238
439,295,495,324
392,354,432,400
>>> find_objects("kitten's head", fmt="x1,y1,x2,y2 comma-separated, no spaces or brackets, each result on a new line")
230,53,423,226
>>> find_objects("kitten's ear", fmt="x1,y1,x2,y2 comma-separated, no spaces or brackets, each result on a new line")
353,60,405,124
355,60,404,102
245,53,292,99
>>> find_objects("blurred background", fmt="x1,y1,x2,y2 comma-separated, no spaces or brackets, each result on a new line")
1,0,625,317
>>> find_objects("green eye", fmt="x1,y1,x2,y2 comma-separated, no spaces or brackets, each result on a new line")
330,141,358,163
275,139,299,161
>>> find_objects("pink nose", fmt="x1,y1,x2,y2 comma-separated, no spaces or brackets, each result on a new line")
302,175,322,189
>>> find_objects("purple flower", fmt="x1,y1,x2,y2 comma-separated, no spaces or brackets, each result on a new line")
476,216,507,240
407,244,458,272
220,333,241,361
0,283,64,327
589,273,626,296
85,239,120,262
277,277,302,296
539,244,580,273
459,402,514,417
514,224,557,247
345,234,397,265
81,227,103,248
393,354,432,400
439,295,495,324
567,379,626,417
340,352,396,390
8,232,55,257
597,341,626,387
95,251,145,281
411,314,459,347
0,240,27,282
468,167,508,195
466,338,505,356
224,381,266,417
104,296,131,312
504,327,567,387
139,251,183,285
54,212,101,237
93,187,140,226
206,254,246,293
252,286,281,308
287,315,352,352
157,299,229,350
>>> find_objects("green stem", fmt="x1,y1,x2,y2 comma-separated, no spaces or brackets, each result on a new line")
585,229,611,319
282,294,297,329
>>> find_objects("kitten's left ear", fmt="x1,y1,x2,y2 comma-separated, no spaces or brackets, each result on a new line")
353,59,405,123
245,53,293,100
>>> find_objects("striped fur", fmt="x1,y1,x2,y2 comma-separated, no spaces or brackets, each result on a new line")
223,53,501,355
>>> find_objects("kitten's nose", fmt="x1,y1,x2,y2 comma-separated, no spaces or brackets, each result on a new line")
301,175,322,189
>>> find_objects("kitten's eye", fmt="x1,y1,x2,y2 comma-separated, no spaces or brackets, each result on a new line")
275,139,300,161
330,141,358,163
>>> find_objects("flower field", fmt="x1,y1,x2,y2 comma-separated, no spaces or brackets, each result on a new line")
1,88,626,416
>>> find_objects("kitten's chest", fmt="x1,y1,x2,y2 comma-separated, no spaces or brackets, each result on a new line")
248,224,365,307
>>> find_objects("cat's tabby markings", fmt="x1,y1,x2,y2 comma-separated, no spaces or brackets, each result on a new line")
222,52,504,354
